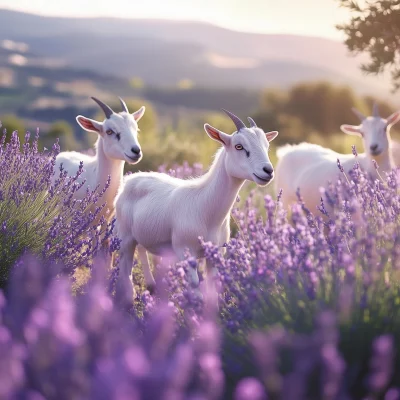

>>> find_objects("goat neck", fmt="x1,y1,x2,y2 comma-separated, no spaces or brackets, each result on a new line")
95,136,125,212
197,148,244,226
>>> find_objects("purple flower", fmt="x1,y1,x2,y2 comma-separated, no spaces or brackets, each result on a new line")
0,150,399,399
337,158,344,173
368,335,394,394
0,129,115,289
234,377,266,400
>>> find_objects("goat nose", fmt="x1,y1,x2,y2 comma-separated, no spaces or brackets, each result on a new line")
370,144,378,151
263,165,273,175
131,145,141,155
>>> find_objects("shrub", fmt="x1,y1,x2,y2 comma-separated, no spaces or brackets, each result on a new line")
1,153,400,399
0,254,229,399
206,158,400,397
142,156,400,398
0,129,114,289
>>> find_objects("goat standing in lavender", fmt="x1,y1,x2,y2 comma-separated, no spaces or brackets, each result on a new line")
52,97,156,282
275,103,400,213
114,110,278,305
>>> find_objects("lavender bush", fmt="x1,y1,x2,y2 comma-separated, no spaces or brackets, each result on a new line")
0,254,229,399
145,155,400,398
204,159,400,397
1,139,400,399
2,252,399,400
0,129,114,289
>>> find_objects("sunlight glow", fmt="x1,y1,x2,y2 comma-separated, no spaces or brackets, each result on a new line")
0,0,348,40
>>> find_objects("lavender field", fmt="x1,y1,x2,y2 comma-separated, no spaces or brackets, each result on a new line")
1,129,400,400
1,0,400,397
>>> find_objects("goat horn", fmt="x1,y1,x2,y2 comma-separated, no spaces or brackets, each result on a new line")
221,108,246,132
247,117,257,128
373,102,380,117
351,107,366,122
119,96,129,113
91,96,114,119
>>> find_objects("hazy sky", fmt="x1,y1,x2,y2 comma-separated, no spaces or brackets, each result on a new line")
0,0,348,40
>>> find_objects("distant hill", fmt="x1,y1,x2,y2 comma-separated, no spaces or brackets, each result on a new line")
0,43,261,134
0,9,393,97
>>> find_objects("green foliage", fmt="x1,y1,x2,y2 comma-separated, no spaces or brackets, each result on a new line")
336,0,400,90
285,82,365,134
0,114,26,143
130,77,145,89
129,130,200,173
45,120,80,151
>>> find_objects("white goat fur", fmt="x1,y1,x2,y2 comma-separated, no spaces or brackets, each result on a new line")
114,117,279,304
53,101,145,210
275,107,400,213
392,140,400,167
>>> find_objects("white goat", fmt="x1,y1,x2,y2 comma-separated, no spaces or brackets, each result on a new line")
114,110,279,305
52,97,154,282
53,96,145,211
275,103,400,213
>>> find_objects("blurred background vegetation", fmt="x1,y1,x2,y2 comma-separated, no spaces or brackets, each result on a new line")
2,81,398,174
0,1,399,179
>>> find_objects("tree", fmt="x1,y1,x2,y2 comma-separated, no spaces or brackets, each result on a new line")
336,0,400,90
0,114,26,144
286,82,365,134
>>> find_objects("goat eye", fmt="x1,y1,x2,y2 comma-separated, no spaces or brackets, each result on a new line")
106,129,114,136
235,144,243,150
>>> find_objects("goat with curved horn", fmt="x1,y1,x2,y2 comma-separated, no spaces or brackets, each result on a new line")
373,102,380,117
114,110,278,305
275,100,400,216
119,97,129,113
221,108,246,132
91,96,114,119
351,107,366,122
247,117,257,128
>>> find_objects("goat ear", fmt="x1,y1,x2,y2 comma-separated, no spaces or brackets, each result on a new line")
387,110,400,127
204,123,231,146
265,131,279,142
340,124,361,136
132,106,146,122
76,116,103,133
